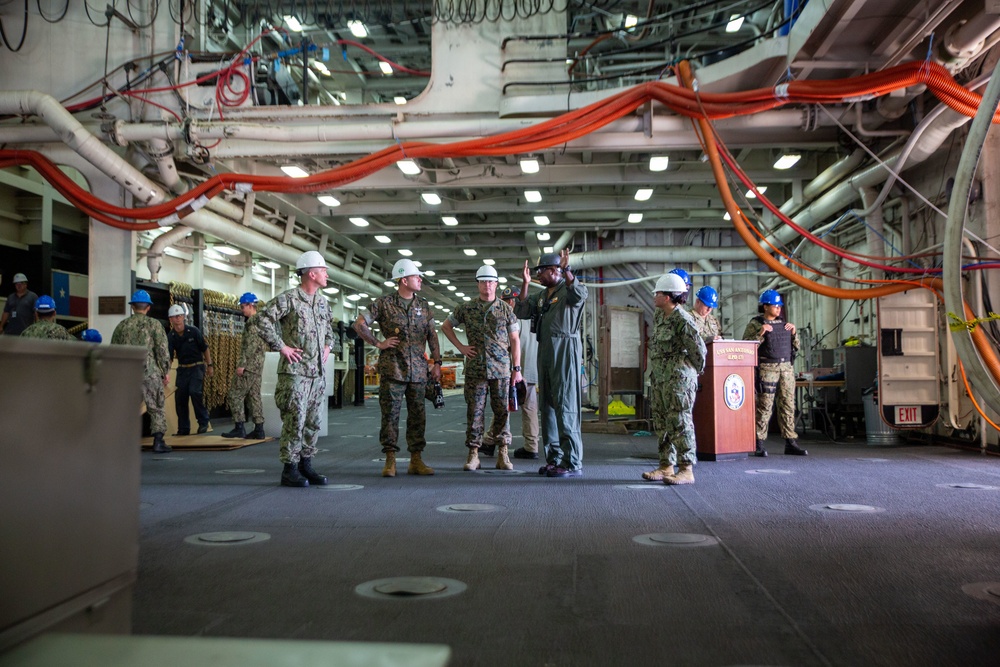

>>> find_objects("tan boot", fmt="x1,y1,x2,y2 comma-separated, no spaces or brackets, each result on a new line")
408,450,435,475
642,464,673,481
496,445,513,470
463,447,480,471
382,451,396,477
663,464,694,485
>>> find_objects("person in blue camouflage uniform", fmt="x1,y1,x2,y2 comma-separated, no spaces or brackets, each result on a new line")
642,273,706,485
19,295,73,340
353,258,441,477
222,292,268,440
257,251,339,487
111,290,171,453
743,289,807,457
442,264,523,472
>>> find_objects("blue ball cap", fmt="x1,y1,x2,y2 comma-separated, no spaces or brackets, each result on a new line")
129,289,153,305
81,329,102,343
760,289,783,306
696,285,719,309
35,295,56,312
239,292,259,305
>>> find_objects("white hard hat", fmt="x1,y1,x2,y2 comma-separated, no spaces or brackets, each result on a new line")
295,250,326,271
653,274,688,294
13,273,27,283
475,265,499,281
391,258,423,280
168,304,187,317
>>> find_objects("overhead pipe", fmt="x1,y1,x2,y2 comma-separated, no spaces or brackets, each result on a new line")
147,225,194,282
859,187,886,281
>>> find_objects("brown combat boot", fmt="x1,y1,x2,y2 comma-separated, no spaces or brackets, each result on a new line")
663,464,695,485
382,451,396,477
496,445,513,470
408,450,435,475
642,464,673,481
463,447,480,471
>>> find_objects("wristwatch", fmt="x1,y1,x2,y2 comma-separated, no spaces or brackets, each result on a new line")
433,359,442,365
512,365,521,372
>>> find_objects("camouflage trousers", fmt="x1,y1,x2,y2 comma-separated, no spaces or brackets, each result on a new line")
484,382,539,452
275,374,325,464
755,361,798,440
652,371,698,467
464,377,511,449
379,378,427,454
227,370,263,423
650,383,666,444
143,373,167,435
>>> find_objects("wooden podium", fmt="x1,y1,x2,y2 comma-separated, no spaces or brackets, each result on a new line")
694,340,758,460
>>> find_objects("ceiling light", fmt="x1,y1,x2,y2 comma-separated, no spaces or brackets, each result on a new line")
259,261,281,270
203,249,223,260
317,195,340,207
524,190,542,203
313,61,330,76
358,293,368,298
424,270,436,276
439,279,451,285
463,296,471,301
284,15,303,32
394,96,407,105
534,215,550,226
421,193,442,205
649,156,669,171
625,14,638,29
483,259,495,266
428,301,435,306
413,261,422,267
543,246,554,253
347,20,368,38
347,294,363,301
214,245,241,256
723,212,732,221
536,232,550,241
281,165,309,178
342,301,355,309
379,61,393,75
447,285,457,291
349,217,369,227
498,276,507,283
455,292,465,297
628,213,643,223
398,249,413,256
519,157,540,174
463,249,477,256
634,188,654,201
397,159,421,175
442,216,459,226
322,287,340,294
383,280,395,287
726,15,744,33
746,186,768,199
773,153,801,170
374,235,391,243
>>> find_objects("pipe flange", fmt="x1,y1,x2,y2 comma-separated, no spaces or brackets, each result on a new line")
103,119,128,147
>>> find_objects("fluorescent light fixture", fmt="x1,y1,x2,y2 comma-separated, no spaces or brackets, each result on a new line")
463,296,471,301
625,14,638,29
374,235,391,243
342,301,355,309
439,279,451,285
534,215,550,226
313,61,330,75
424,270,436,276
773,153,801,170
284,15,303,32
259,261,281,270
543,246,554,253
483,259,496,266
726,15,744,33
394,96,407,105
413,261,422,267
358,293,369,298
317,195,340,207
428,301,435,306
349,217,369,227
463,249,477,256
524,190,542,203
628,213,643,223
649,156,669,171
519,157,540,174
723,212,732,221
347,20,368,38
281,165,309,178
384,280,395,287
536,232,550,241
746,186,767,199
447,285,457,291
397,159,421,175
214,245,241,256
322,287,340,294
379,61,393,75
398,249,413,257
442,216,459,226
634,188,654,201
498,276,507,283
421,193,442,205
455,292,465,297
347,294,363,301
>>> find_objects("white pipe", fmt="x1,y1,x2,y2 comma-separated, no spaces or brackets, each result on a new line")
800,149,865,202
147,225,193,281
573,245,754,269
859,187,886,280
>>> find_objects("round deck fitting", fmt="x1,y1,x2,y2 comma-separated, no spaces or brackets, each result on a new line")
355,577,467,600
476,469,527,475
809,503,884,513
616,484,667,490
184,531,270,546
936,483,999,490
745,469,793,475
315,484,364,491
214,468,266,475
436,503,503,513
633,533,719,547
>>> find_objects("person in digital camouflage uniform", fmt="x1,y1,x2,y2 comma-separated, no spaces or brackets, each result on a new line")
690,285,722,343
642,273,706,485
442,264,523,472
743,289,807,457
353,257,441,477
257,251,339,487
222,292,268,440
111,290,171,453
19,295,73,341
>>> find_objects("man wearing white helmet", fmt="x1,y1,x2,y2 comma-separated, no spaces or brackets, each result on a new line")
441,264,523,471
1,272,37,336
167,303,214,436
257,250,339,488
353,257,441,477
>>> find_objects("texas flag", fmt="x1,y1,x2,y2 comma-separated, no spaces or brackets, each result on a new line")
52,270,89,317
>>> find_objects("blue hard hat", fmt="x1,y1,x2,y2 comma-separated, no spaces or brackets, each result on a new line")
239,292,259,305
760,289,783,306
669,268,692,287
696,285,719,309
129,289,153,305
34,295,56,313
81,329,102,343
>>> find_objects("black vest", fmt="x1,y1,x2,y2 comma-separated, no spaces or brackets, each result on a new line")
755,315,793,363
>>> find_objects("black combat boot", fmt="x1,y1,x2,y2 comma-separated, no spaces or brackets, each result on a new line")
249,423,266,439
281,462,309,487
151,432,171,453
784,438,808,456
298,457,328,485
753,439,768,457
221,422,246,439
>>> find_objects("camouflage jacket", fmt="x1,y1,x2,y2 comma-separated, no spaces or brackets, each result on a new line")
20,320,73,341
690,308,722,343
650,307,706,380
111,313,170,378
363,292,440,383
237,313,268,375
257,287,338,378
448,298,518,380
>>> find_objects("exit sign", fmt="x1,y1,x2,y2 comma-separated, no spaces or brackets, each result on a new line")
895,406,921,425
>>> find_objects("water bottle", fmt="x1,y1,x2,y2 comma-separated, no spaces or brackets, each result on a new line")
508,383,519,412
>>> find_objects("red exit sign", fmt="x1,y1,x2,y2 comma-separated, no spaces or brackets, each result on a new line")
895,406,921,425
